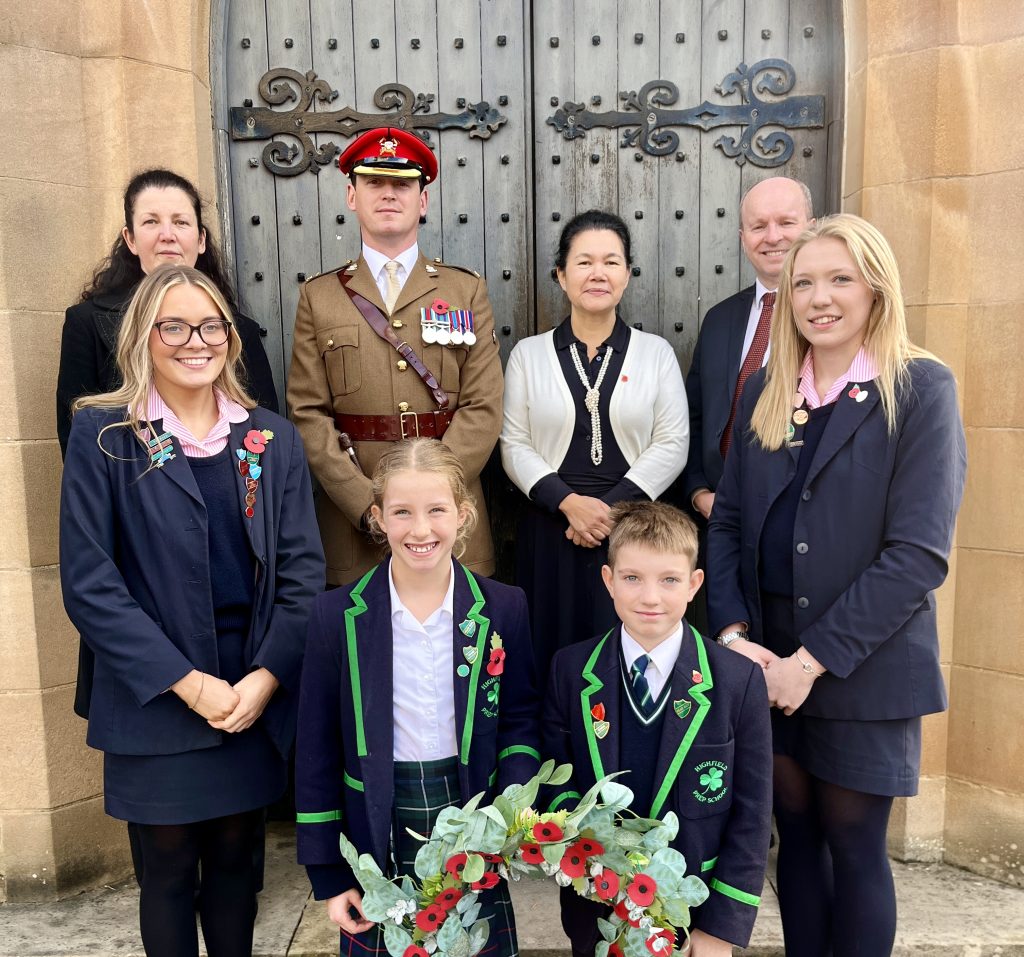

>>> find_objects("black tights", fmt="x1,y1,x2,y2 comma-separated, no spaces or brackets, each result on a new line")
773,755,896,957
130,809,262,957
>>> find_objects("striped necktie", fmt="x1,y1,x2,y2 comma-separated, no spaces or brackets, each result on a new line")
630,654,655,717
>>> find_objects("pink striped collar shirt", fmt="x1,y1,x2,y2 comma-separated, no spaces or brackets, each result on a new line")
144,386,249,458
797,346,880,409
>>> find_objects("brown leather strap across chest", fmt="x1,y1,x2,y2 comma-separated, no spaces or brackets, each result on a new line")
337,269,449,410
333,410,455,442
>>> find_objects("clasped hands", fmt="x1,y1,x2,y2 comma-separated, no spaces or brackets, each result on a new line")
723,633,825,715
171,667,279,732
559,492,613,548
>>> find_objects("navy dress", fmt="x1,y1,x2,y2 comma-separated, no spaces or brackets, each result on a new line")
103,449,287,824
516,317,648,679
759,404,920,797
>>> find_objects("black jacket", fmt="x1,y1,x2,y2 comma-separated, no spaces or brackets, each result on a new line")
56,288,279,457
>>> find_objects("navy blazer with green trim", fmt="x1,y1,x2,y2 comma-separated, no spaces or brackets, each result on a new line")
295,561,542,900
59,405,325,758
544,623,772,949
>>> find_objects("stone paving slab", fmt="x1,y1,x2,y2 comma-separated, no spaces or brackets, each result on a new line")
3,824,1023,956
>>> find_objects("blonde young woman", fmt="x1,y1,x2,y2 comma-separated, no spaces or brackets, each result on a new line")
707,214,966,957
60,264,324,957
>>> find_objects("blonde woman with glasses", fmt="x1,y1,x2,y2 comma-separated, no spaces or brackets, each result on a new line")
60,264,324,957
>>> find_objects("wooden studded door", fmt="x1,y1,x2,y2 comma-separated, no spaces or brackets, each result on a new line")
213,0,840,398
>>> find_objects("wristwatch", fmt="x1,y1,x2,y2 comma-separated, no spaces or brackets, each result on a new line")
716,631,747,648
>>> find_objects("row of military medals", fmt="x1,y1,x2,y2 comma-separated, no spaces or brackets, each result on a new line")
419,307,477,346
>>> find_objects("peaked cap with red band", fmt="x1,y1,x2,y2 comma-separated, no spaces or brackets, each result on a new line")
338,126,438,184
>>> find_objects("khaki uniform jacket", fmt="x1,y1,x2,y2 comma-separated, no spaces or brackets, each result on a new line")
288,254,502,584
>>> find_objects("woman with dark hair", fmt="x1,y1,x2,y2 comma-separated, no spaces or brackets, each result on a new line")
56,168,278,457
500,210,689,677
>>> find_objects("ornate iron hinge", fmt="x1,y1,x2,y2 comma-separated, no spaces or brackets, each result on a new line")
546,59,824,167
230,70,508,176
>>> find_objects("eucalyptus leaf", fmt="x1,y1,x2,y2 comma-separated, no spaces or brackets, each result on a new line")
547,763,574,787
338,833,361,871
460,902,481,927
456,890,478,914
541,842,566,866
462,852,486,885
437,914,472,957
622,925,652,957
462,810,506,855
641,824,672,856
461,791,486,816
415,841,446,881
433,807,467,839
614,828,642,849
537,758,555,783
599,780,635,812
400,875,416,896
597,918,618,942
492,795,516,825
678,874,710,907
383,922,413,956
595,942,610,957
517,775,541,809
468,918,490,957
659,812,679,844
357,853,384,878
501,783,525,808
362,880,407,921
662,898,691,929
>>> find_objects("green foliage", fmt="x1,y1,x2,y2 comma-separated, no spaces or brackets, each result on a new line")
383,923,413,955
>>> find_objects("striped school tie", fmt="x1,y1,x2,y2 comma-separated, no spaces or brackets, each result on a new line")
630,654,655,717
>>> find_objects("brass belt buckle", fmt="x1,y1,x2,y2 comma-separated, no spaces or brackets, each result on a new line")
400,411,420,439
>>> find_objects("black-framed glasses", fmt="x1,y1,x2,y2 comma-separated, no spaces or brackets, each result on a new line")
153,319,232,347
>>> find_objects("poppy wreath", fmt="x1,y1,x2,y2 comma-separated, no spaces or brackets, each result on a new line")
337,761,709,957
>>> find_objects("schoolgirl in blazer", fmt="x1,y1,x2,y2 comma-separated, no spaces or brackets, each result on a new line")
295,560,542,898
61,402,325,757
544,624,772,949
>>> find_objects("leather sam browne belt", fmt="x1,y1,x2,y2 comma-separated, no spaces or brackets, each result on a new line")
333,409,455,442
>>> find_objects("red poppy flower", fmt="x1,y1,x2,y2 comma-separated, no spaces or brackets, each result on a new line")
243,429,267,454
480,853,503,864
591,703,606,721
431,298,450,314
532,821,564,843
487,647,506,676
594,870,620,900
444,853,468,878
415,904,446,932
627,874,657,907
471,871,500,891
578,838,604,857
609,943,624,957
614,900,641,927
520,843,544,864
435,887,463,911
645,929,675,955
404,946,429,957
559,844,587,878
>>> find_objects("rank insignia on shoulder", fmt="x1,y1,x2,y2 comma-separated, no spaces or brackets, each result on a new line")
430,258,482,279
425,264,438,274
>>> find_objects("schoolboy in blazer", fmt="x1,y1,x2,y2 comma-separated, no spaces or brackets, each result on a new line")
60,404,326,758
544,504,772,952
295,561,542,899
706,360,966,721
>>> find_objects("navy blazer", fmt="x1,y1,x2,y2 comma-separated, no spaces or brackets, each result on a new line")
544,624,772,949
295,561,542,900
707,359,967,719
682,286,756,501
60,405,325,756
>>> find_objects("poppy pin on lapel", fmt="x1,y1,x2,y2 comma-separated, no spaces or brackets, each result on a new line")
591,702,610,740
692,670,703,684
236,428,274,518
849,384,868,403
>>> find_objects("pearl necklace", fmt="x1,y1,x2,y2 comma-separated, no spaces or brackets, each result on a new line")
569,342,611,465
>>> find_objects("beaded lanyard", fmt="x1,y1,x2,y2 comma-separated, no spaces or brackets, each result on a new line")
569,342,612,466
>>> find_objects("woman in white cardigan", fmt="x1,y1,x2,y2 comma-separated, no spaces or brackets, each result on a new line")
500,210,689,676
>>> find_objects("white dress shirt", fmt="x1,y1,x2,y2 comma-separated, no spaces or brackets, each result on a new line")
620,623,684,701
739,278,776,368
389,560,458,761
363,242,420,305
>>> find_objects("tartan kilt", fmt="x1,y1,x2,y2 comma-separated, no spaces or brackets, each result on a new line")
340,757,519,957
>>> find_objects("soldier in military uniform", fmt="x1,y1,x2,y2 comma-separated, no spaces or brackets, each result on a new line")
287,127,503,584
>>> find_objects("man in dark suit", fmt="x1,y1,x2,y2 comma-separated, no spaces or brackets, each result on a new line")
682,177,814,522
